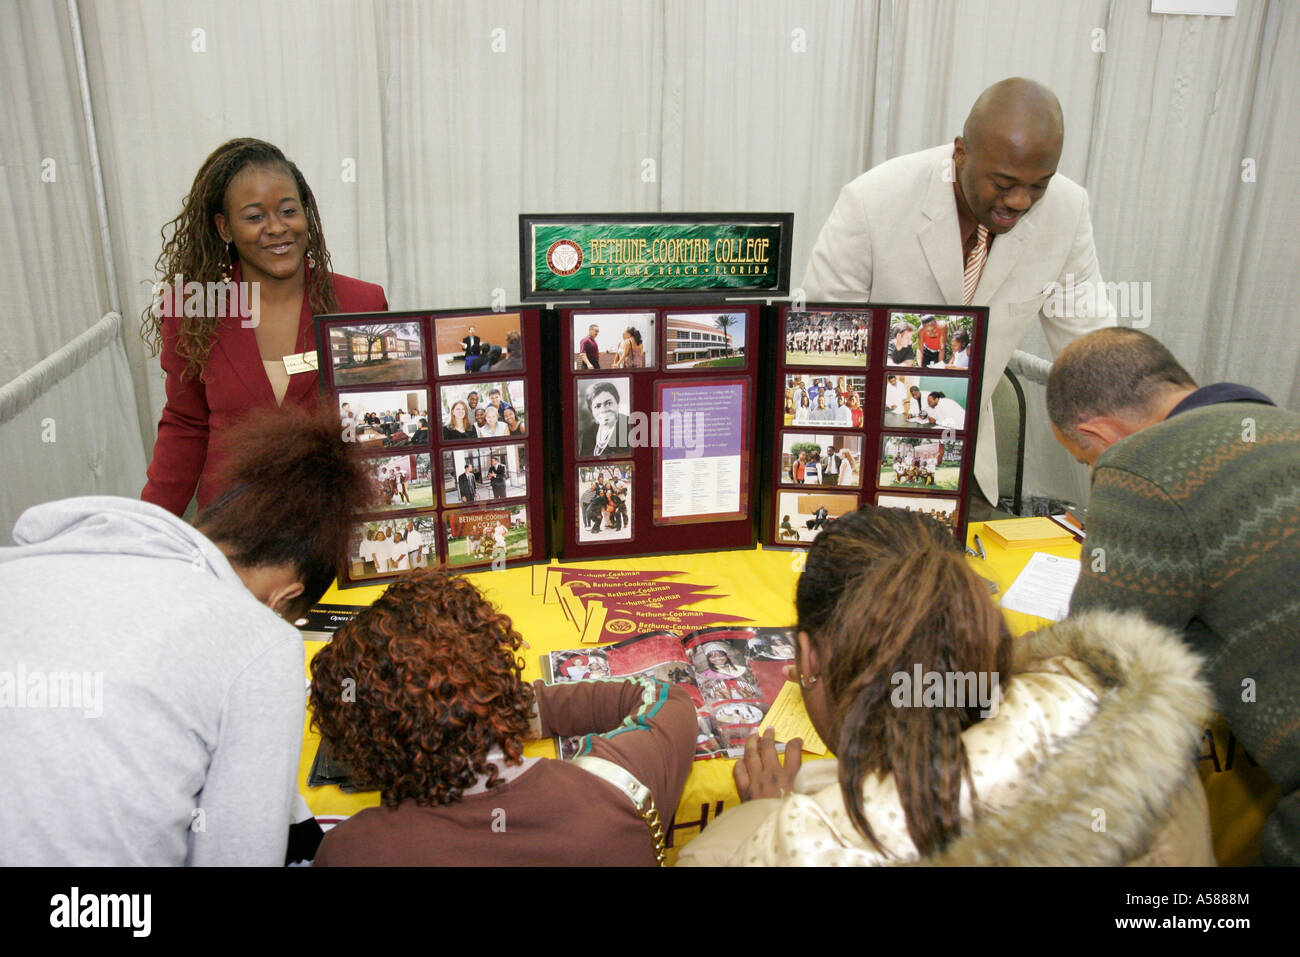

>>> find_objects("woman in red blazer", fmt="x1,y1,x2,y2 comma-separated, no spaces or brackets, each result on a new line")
142,139,387,516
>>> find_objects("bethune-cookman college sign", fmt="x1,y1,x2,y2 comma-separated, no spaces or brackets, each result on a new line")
520,213,793,301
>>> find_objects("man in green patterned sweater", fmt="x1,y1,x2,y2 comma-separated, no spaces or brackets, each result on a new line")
1046,328,1299,865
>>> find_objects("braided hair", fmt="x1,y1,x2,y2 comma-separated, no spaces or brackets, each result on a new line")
796,506,1012,857
142,138,338,380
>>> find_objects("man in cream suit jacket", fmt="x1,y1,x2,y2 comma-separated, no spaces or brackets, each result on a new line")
802,78,1116,510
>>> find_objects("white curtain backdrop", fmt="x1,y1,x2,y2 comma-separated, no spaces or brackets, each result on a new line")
0,1,113,388
0,312,147,544
2,0,1297,507
380,0,668,308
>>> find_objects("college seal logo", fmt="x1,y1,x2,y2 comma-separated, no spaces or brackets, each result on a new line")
605,618,637,634
546,239,583,276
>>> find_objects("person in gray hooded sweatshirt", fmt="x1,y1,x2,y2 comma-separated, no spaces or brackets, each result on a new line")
0,404,372,866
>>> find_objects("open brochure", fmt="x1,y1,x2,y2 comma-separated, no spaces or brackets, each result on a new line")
544,625,797,760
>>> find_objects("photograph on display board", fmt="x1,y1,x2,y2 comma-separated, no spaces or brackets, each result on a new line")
937,315,977,370
444,503,530,567
575,377,632,458
571,312,656,371
339,388,429,447
886,311,976,369
347,516,437,581
438,380,526,441
784,309,869,368
884,313,921,368
875,493,960,531
433,312,524,377
577,463,633,543
326,321,424,387
665,311,746,370
441,443,528,506
878,435,964,491
361,453,433,512
783,373,866,428
774,490,859,544
656,379,748,523
883,376,970,431
780,432,863,488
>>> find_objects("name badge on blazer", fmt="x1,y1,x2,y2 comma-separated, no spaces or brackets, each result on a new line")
282,352,319,375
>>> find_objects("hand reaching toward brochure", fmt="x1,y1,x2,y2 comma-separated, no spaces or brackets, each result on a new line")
733,728,802,801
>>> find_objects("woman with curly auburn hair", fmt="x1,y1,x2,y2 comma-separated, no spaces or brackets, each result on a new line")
310,568,697,866
679,506,1215,867
141,137,387,516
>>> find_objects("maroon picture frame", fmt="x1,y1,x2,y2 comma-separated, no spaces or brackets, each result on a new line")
765,303,989,548
314,307,548,586
558,303,762,559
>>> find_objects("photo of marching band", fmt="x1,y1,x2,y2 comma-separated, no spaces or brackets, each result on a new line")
784,309,869,368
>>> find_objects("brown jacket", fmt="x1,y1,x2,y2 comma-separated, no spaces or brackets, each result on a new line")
315,679,696,866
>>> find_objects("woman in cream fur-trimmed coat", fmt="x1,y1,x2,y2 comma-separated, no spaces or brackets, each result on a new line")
677,512,1214,868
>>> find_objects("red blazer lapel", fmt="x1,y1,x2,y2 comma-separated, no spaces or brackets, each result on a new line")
285,262,324,407
211,262,276,406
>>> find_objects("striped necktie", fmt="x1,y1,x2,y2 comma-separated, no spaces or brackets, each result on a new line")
963,224,989,305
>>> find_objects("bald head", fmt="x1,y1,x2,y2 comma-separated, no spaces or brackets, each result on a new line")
963,78,1064,154
954,78,1065,235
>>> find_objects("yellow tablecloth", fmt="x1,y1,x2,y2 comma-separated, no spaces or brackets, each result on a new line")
299,524,1274,865
301,545,808,863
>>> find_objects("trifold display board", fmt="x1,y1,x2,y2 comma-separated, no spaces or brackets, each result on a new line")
314,308,547,587
314,215,987,585
315,300,987,586
558,303,761,559
527,212,787,562
766,303,989,549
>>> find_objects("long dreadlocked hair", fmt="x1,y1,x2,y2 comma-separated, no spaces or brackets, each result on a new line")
140,138,339,381
795,506,1013,858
